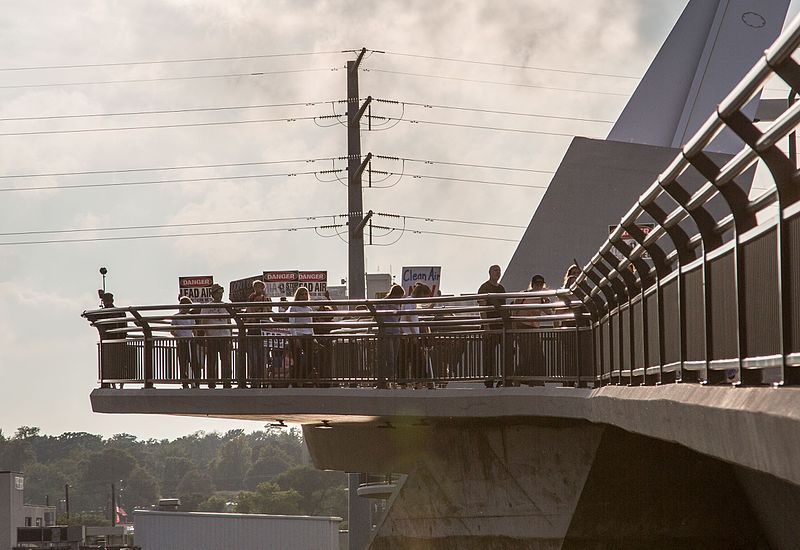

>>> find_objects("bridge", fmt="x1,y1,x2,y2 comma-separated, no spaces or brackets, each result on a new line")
83,7,800,550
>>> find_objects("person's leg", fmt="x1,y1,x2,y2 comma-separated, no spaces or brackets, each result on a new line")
177,341,190,388
206,338,218,388
221,340,233,388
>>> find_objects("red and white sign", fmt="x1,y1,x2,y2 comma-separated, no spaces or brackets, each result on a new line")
608,224,654,260
264,270,328,299
179,276,214,303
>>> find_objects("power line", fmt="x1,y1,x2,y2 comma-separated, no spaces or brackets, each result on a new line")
374,211,526,229
368,115,600,138
0,99,342,123
0,224,345,247
0,157,339,180
373,170,548,189
0,115,323,138
0,169,342,193
373,154,554,174
0,50,346,72
0,214,341,237
377,50,640,80
374,98,615,124
0,67,340,90
361,68,631,96
371,224,519,242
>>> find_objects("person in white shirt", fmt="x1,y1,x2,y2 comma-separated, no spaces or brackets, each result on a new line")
202,284,234,388
172,296,197,388
288,286,315,381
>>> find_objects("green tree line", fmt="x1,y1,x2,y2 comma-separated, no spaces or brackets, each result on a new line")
0,426,346,524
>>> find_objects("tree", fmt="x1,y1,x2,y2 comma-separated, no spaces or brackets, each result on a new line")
244,447,292,489
122,467,159,510
160,456,193,496
176,469,214,511
275,466,347,517
15,426,41,440
236,482,302,515
198,495,229,512
211,436,251,491
22,463,67,506
0,439,35,472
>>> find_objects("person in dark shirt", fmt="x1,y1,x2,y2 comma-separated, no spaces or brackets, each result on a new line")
95,292,128,388
477,265,506,387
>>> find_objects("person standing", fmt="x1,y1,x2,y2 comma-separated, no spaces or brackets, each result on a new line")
203,284,234,388
95,292,128,388
376,284,405,386
288,286,314,382
477,265,506,386
247,280,269,388
172,296,197,388
512,274,552,382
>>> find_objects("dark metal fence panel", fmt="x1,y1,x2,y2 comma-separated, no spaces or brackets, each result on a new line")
661,279,680,365
683,267,706,362
645,289,660,368
610,311,621,375
707,251,738,360
602,317,612,378
743,228,781,357
787,213,800,354
620,304,632,374
632,298,645,371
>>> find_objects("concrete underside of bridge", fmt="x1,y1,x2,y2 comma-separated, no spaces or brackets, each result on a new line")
309,421,794,549
92,384,800,548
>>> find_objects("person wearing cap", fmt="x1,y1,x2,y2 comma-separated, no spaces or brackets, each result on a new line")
173,296,198,388
512,274,552,383
202,283,235,388
94,292,129,388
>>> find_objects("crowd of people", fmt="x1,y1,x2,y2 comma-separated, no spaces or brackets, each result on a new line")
92,262,582,389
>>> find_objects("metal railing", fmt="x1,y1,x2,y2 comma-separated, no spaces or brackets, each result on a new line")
83,291,593,389
573,14,800,387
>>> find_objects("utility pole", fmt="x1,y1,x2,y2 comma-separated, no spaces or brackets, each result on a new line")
347,47,372,300
111,483,116,527
64,484,70,520
346,48,376,550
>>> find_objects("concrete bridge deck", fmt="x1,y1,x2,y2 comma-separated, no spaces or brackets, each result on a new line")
91,384,800,487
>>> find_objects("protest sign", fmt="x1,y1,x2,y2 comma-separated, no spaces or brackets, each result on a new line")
300,271,328,299
401,266,442,296
608,224,654,260
264,271,299,299
178,276,214,303
229,275,264,303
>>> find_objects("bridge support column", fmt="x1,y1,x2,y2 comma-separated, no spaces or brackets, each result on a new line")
305,419,773,549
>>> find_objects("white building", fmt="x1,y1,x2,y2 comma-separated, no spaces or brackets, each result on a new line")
0,471,56,550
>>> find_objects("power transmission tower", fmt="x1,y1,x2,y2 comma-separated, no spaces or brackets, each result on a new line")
346,47,372,300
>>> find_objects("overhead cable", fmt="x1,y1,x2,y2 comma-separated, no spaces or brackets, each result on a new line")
0,169,342,193
0,99,343,123
0,224,345,247
374,98,615,124
376,50,640,80
0,67,340,90
0,115,323,137
0,50,347,72
361,68,631,96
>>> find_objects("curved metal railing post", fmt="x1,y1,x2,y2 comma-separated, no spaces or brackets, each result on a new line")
129,308,152,388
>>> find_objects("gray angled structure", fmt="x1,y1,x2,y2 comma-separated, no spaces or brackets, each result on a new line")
503,0,790,292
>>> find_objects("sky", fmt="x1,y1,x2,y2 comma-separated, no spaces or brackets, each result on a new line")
0,0,798,440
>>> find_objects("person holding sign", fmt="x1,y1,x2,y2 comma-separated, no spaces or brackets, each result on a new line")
288,286,315,383
201,284,234,388
246,280,270,388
